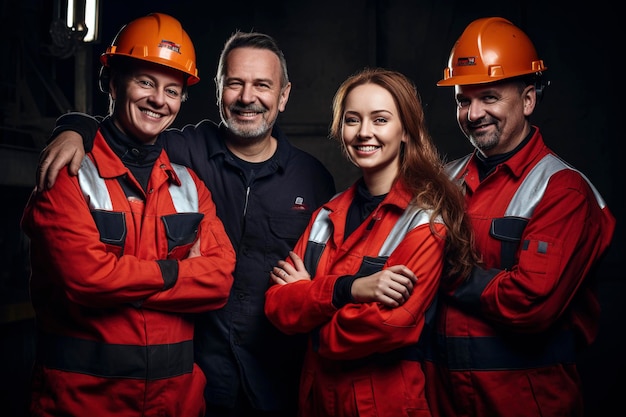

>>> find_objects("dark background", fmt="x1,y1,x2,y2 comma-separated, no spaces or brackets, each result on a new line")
1,1,622,416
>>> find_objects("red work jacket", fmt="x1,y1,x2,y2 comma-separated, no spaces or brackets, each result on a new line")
265,179,446,417
21,132,235,417
424,128,616,417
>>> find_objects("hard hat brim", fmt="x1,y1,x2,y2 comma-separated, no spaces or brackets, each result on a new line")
437,69,546,87
100,52,200,86
436,74,506,86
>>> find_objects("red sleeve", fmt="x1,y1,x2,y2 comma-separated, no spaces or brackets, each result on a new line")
142,169,235,313
477,171,616,332
21,173,167,307
22,168,235,313
316,224,445,360
264,207,340,334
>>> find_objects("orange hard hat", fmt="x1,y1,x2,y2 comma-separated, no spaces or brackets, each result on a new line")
437,17,546,86
100,13,199,86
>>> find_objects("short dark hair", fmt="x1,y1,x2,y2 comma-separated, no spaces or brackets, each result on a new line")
215,31,289,90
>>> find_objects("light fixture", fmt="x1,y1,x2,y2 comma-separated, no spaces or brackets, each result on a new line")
66,0,100,43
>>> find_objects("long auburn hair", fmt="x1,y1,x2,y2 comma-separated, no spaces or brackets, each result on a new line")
330,67,480,281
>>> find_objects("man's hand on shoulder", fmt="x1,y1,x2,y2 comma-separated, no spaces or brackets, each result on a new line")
36,131,85,192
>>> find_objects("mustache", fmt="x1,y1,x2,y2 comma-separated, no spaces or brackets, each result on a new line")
467,116,494,128
230,103,267,113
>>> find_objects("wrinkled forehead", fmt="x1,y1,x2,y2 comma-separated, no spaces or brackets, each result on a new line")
454,78,521,96
224,47,282,82
115,58,187,84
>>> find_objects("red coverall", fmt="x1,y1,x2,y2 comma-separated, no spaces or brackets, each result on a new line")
265,179,445,417
21,132,236,417
424,128,616,417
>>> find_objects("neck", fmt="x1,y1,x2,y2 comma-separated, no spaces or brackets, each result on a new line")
361,157,400,196
225,134,277,162
362,170,397,197
112,117,157,145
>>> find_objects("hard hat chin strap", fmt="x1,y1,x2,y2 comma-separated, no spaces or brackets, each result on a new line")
534,74,550,103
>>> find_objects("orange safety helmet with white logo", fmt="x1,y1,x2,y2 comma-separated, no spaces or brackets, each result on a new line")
100,12,199,86
437,17,546,86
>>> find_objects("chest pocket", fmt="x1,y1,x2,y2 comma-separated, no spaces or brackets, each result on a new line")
90,210,126,257
446,153,607,270
355,256,388,278
78,156,202,258
269,213,311,249
162,212,204,258
304,205,436,277
162,164,203,258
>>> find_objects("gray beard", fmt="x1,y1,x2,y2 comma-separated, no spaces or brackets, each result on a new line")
470,131,499,153
224,115,276,139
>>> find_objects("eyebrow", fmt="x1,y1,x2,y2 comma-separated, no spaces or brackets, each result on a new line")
226,76,275,85
344,109,394,116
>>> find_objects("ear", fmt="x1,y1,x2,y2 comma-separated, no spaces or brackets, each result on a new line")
278,82,292,112
523,84,536,116
109,77,117,100
214,77,222,106
98,66,111,93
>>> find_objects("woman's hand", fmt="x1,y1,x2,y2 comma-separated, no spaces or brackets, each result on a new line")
270,251,311,285
351,265,417,307
187,238,201,258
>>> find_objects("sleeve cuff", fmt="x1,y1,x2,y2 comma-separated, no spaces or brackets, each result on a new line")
156,259,179,290
332,275,358,308
48,112,100,151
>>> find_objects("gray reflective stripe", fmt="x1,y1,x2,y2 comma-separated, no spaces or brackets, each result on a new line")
78,156,112,210
445,153,608,219
506,154,607,218
306,204,438,264
379,205,439,257
506,154,563,218
309,208,333,245
169,164,199,213
445,154,471,180
78,157,199,213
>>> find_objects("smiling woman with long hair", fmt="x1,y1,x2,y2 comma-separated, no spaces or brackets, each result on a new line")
264,67,478,417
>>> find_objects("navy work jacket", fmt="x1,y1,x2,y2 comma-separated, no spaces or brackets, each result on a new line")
162,120,337,411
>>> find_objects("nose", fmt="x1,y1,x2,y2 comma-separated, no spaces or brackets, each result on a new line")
358,121,373,138
239,84,255,104
467,100,484,123
148,87,167,107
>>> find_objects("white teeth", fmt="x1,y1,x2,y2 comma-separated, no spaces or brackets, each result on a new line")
357,146,378,152
143,110,161,118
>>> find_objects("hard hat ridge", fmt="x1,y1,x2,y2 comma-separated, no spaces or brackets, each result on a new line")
100,12,200,86
437,17,546,86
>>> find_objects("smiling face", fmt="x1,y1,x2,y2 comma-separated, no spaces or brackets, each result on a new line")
110,61,185,144
341,83,406,194
454,79,535,157
218,47,291,141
